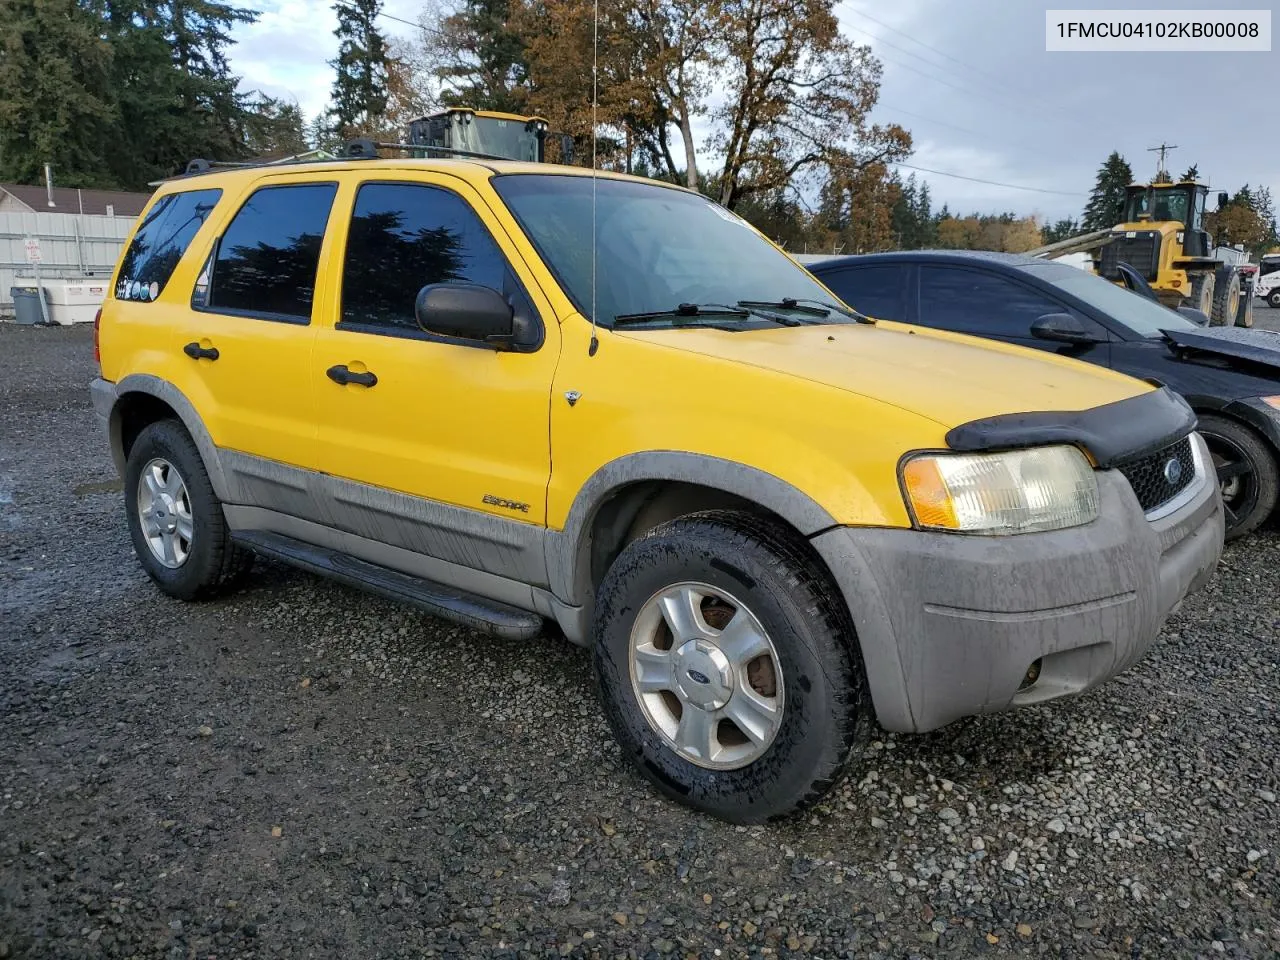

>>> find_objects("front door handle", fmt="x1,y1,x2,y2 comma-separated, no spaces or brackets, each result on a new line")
326,364,377,388
183,341,219,361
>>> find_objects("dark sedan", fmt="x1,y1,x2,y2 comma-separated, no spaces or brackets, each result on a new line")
806,250,1280,540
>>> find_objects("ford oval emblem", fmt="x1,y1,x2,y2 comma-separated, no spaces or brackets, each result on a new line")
1163,458,1183,485
686,669,711,685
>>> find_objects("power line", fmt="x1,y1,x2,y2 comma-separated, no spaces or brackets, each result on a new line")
842,4,1009,89
332,0,445,37
889,161,1086,197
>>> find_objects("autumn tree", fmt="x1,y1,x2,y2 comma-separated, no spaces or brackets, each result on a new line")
330,0,390,137
1081,151,1133,231
711,0,909,209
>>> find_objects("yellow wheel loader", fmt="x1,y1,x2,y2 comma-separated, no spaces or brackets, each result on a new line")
1028,178,1253,327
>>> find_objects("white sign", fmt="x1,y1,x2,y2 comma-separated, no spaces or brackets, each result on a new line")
1047,9,1271,52
24,238,41,264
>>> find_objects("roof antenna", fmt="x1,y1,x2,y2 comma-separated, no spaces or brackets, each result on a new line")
587,0,600,357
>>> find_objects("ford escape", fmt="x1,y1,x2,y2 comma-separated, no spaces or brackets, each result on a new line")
92,157,1224,822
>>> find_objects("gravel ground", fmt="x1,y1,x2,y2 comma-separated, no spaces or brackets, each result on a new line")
1,322,1277,960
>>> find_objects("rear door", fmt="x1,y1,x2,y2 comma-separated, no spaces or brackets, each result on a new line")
916,264,1111,364
181,175,340,509
816,263,914,322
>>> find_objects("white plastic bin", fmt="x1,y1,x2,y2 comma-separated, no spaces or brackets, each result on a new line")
43,278,109,325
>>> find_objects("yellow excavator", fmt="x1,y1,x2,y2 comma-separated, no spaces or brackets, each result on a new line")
1029,173,1252,327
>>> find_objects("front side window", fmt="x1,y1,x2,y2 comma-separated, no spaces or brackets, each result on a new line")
115,188,221,302
340,182,507,333
918,266,1066,338
1029,263,1196,337
206,183,337,321
491,174,851,327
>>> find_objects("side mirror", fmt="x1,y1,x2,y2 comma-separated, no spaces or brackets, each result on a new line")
415,282,521,349
1031,312,1103,345
1218,191,1230,210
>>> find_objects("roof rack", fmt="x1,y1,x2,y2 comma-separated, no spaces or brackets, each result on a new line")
341,138,517,163
155,140,511,187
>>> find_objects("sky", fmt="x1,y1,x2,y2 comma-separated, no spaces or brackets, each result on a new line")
227,0,1278,224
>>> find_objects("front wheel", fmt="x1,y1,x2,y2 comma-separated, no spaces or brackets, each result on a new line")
1268,289,1280,309
592,511,871,822
1197,415,1279,541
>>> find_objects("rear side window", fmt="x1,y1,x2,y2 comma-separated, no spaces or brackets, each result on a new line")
340,182,507,333
115,189,221,302
821,265,909,321
205,183,337,321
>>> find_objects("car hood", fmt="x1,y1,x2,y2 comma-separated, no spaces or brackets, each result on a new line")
619,320,1149,428
1161,326,1280,372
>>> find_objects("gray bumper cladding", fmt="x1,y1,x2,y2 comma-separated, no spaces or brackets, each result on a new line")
811,455,1224,734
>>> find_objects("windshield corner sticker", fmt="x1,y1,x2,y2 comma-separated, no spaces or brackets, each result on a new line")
708,204,750,228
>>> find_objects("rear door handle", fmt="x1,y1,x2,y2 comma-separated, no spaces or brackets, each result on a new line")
326,364,377,388
183,341,219,361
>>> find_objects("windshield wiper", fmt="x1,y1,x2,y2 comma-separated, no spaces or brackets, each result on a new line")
737,297,874,324
737,298,831,317
613,303,751,326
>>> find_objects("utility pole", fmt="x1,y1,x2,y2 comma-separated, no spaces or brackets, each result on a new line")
1147,143,1177,183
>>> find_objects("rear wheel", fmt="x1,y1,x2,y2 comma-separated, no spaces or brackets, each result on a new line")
592,511,870,822
1211,270,1242,327
1196,414,1278,541
124,420,253,599
1189,272,1216,319
1236,290,1255,327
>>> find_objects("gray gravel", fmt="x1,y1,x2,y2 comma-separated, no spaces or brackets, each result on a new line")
1,322,1277,959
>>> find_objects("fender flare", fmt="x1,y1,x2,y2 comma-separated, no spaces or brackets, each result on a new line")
105,374,231,500
544,451,839,609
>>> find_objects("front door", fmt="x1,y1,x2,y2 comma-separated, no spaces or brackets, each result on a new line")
917,264,1111,365
311,176,560,581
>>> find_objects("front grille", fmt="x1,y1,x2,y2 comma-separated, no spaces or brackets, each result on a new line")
1099,233,1161,280
1117,436,1197,514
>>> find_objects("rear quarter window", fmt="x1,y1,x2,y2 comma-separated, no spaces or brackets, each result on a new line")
115,188,222,302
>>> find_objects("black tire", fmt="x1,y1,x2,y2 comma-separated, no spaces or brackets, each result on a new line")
1197,414,1279,541
124,419,253,600
1236,290,1254,328
1189,272,1216,320
592,510,871,823
1211,269,1242,327
1268,289,1280,309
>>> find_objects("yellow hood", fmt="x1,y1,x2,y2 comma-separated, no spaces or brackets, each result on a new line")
618,320,1149,429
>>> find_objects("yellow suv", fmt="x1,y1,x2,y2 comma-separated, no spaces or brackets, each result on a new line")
92,157,1224,822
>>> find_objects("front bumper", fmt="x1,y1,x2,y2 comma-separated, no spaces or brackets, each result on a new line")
812,438,1223,733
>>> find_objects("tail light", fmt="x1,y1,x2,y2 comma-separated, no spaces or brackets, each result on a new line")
93,307,102,367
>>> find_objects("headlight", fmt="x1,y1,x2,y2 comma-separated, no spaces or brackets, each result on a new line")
901,445,1099,534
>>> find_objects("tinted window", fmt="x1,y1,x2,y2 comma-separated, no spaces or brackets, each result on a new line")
341,182,507,332
207,183,337,320
918,265,1066,338
820,265,908,320
115,188,221,302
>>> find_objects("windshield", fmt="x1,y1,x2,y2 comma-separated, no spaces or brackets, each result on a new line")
1125,186,1190,225
1036,267,1199,337
491,174,850,327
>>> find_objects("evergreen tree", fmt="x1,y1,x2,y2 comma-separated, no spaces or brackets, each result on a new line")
0,0,117,187
436,0,529,112
1043,217,1080,244
1181,163,1199,182
330,0,389,137
1081,151,1133,231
